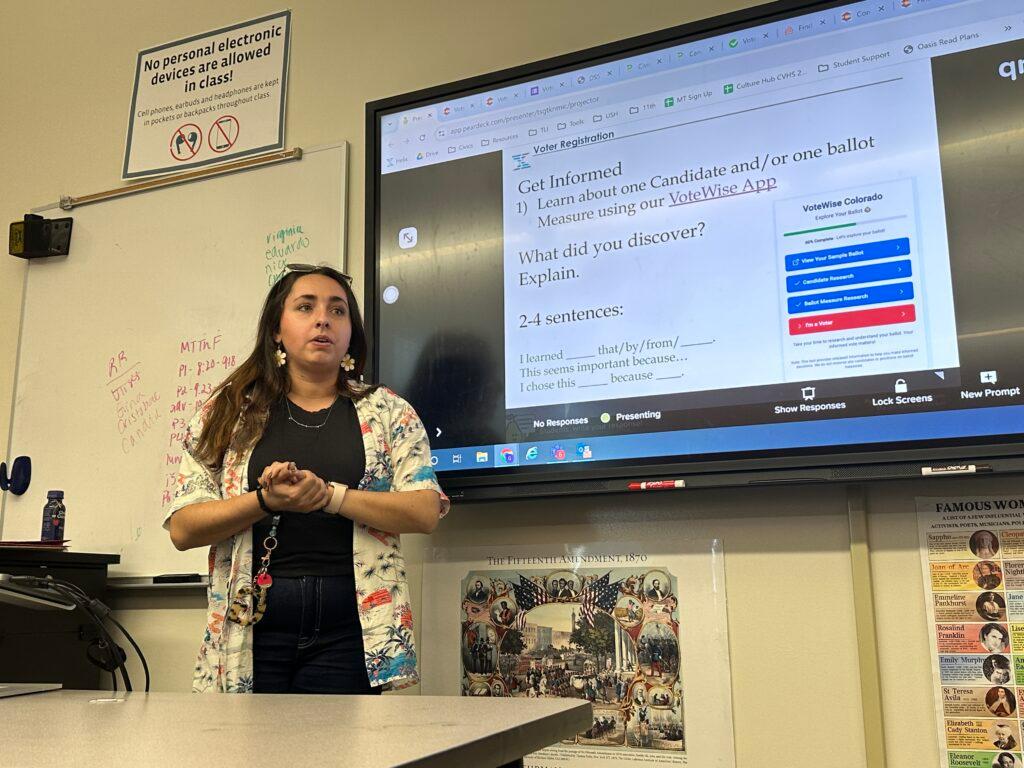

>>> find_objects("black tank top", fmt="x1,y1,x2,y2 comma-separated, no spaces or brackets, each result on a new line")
249,396,366,577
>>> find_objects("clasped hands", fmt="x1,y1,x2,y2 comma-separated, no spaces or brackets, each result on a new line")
257,461,332,513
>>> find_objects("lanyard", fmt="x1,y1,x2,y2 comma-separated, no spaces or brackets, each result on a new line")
227,514,280,626
254,514,281,588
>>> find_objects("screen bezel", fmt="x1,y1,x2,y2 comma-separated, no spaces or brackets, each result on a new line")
364,0,1024,499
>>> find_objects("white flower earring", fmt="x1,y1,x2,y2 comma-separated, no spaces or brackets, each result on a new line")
274,343,287,367
340,353,355,372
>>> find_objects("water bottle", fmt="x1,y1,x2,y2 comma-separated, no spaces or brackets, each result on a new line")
41,490,66,541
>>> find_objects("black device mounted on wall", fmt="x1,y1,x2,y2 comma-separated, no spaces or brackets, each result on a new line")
9,214,73,259
0,456,31,495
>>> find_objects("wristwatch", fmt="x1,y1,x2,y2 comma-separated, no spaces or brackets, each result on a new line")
326,482,348,515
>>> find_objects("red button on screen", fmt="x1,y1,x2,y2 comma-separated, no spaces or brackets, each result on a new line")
789,304,916,335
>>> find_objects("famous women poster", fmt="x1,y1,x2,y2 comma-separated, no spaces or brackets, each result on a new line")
918,495,1024,768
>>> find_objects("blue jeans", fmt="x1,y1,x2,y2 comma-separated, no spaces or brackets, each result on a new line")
252,574,380,695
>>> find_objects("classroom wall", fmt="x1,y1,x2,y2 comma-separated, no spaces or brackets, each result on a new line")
2,2,1003,766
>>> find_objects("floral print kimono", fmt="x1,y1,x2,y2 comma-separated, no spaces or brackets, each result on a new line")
163,385,449,693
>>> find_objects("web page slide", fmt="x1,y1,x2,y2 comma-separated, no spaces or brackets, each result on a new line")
501,65,955,410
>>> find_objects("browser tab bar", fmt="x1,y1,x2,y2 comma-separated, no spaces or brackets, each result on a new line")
386,0,1019,173
428,0,982,127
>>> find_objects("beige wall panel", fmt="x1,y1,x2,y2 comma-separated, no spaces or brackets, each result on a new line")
108,593,209,692
430,484,866,768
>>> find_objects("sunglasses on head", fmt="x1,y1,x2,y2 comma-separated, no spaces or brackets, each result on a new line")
285,263,352,283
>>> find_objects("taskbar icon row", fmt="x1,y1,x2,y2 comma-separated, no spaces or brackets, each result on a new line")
430,440,598,470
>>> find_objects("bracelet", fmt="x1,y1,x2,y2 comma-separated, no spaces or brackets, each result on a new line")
325,482,348,515
255,486,273,514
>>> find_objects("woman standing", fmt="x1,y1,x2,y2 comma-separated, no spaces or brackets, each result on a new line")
166,264,448,694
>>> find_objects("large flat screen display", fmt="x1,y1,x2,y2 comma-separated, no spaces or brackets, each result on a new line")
367,0,1024,498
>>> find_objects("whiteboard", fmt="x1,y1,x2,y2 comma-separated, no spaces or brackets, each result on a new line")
1,143,347,576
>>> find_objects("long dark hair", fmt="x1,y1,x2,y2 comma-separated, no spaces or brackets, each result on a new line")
195,265,376,468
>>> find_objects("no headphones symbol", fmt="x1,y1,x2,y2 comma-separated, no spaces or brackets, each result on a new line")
170,123,202,161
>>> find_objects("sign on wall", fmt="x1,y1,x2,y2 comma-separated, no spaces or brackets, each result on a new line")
918,495,1024,768
122,10,290,179
423,540,736,768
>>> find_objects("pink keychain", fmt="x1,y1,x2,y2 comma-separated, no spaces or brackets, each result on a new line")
255,524,278,589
